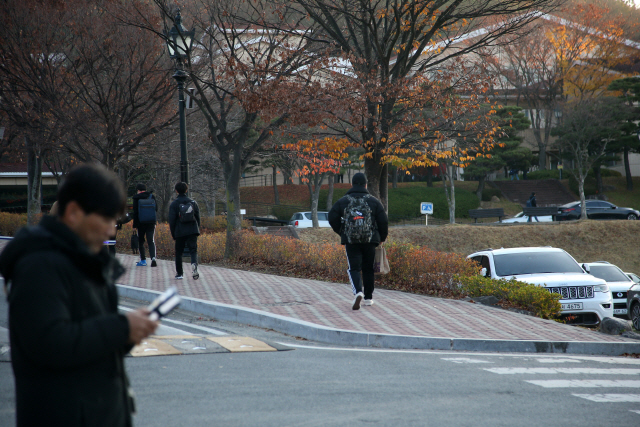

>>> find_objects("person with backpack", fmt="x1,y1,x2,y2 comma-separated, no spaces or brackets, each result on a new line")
527,191,539,222
328,173,388,310
168,182,201,280
132,183,158,266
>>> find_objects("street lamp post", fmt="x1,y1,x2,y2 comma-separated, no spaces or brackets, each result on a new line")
165,10,195,185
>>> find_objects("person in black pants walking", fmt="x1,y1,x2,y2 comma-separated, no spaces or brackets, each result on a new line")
168,182,201,280
132,183,158,266
328,173,388,310
527,191,539,222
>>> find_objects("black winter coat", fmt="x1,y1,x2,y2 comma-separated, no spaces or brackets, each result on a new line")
132,190,157,228
0,215,132,427
169,194,201,239
328,185,389,245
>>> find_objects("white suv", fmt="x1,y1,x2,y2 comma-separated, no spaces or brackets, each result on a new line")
467,247,613,325
582,261,635,319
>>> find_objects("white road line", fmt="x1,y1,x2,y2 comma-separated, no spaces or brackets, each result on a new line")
118,306,227,335
572,394,640,403
486,368,640,375
527,380,640,388
630,410,640,414
536,358,582,363
442,358,493,364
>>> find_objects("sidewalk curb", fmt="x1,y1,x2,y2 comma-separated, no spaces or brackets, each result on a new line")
117,285,640,356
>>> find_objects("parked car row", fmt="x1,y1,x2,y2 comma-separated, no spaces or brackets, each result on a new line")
289,212,331,228
500,200,639,223
467,247,640,329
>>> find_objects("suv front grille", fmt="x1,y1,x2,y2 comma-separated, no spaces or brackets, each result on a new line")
547,286,594,299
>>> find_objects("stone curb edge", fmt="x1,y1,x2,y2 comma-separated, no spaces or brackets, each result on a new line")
117,285,640,357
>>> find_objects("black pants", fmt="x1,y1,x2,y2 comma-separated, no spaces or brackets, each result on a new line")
175,235,198,276
345,243,376,299
137,225,156,260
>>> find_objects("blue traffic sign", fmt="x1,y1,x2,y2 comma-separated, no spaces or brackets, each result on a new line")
420,202,433,215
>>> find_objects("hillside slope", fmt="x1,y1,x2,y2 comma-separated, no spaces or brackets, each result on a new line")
298,220,640,274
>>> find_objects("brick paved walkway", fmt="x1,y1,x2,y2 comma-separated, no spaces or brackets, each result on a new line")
115,253,636,344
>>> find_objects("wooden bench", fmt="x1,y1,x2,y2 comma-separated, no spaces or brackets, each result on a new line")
523,207,559,221
246,216,290,226
468,208,505,223
251,225,299,239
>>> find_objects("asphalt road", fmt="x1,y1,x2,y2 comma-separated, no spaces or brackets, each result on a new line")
1,297,640,426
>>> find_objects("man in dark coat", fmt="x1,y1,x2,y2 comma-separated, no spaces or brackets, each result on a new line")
168,181,201,280
527,191,539,222
0,163,158,427
132,183,158,267
328,172,388,310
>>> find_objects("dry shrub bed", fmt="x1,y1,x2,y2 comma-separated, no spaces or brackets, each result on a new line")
0,213,560,319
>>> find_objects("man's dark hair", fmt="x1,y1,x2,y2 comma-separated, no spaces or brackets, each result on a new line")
352,172,367,186
57,163,126,219
136,183,146,192
175,182,188,195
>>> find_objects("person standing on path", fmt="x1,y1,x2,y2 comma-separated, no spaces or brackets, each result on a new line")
132,183,158,266
328,172,388,310
0,163,159,427
168,182,201,280
527,191,539,222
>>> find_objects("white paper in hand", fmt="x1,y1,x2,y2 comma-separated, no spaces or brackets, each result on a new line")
147,287,181,321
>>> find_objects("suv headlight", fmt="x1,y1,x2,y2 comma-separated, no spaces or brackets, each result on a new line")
594,284,609,292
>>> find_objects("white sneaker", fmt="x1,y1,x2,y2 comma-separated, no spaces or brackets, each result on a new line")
363,299,375,306
192,263,199,280
352,292,364,310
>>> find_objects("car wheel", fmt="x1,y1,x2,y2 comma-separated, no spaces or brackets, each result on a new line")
627,213,638,220
632,302,640,331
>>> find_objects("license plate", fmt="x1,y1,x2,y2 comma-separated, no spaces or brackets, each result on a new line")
561,303,583,310
614,309,628,315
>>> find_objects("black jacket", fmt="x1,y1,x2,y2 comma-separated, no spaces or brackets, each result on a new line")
132,190,157,228
0,215,132,427
328,185,389,245
169,194,201,239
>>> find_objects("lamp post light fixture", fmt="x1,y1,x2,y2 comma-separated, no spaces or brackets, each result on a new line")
165,10,195,185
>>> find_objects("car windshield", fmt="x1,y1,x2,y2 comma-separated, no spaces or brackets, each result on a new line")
493,251,584,276
589,265,630,282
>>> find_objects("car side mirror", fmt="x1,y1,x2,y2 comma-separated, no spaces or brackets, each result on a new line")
480,267,488,277
582,264,590,273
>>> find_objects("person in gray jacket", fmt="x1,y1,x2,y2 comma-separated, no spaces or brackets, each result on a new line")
168,182,201,280
328,173,388,310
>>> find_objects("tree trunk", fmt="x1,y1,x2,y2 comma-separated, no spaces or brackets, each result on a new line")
272,164,280,205
364,156,386,210
443,164,456,224
476,175,486,201
624,147,633,191
578,176,587,220
26,136,42,226
593,165,603,195
392,167,398,189
426,167,433,187
307,173,325,228
326,173,334,211
223,147,243,259
380,163,388,213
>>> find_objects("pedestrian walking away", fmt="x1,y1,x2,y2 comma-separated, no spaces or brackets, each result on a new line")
168,181,201,280
527,191,539,222
328,172,388,310
132,183,158,266
0,163,159,427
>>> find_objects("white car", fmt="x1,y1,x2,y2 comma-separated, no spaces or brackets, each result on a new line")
289,211,331,228
467,247,613,325
500,212,553,223
583,262,635,319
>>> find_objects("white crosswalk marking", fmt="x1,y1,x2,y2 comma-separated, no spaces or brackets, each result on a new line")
630,409,640,414
485,368,640,375
441,358,492,364
572,394,640,403
536,358,581,363
526,380,640,388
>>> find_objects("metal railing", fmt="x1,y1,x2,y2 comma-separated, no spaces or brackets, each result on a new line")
239,174,273,188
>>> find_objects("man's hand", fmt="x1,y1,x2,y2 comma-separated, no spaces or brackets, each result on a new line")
125,308,159,345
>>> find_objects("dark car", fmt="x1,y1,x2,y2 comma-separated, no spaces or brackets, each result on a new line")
628,283,640,331
556,200,640,221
